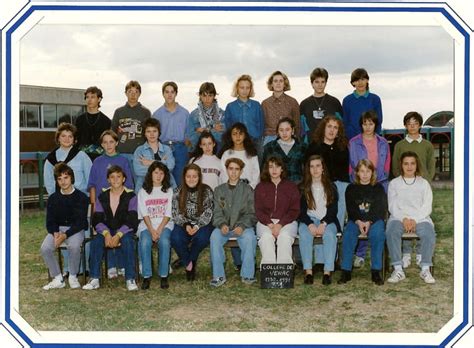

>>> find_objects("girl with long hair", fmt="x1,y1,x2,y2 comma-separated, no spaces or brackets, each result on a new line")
189,131,224,190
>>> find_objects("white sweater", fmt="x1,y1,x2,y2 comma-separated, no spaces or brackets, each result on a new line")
191,154,224,190
387,176,433,225
220,149,260,189
137,186,174,233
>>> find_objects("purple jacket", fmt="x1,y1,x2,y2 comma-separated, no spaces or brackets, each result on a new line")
348,133,391,190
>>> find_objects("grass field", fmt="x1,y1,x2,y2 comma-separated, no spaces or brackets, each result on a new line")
18,189,454,332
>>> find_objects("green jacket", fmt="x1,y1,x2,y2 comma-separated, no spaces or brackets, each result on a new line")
212,180,257,230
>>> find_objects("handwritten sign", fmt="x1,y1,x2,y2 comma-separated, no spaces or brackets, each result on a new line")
260,264,294,289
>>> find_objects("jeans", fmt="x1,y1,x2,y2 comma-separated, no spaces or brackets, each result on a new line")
169,142,188,187
334,180,349,228
341,220,385,271
210,228,257,279
170,224,213,266
298,219,338,272
139,228,172,278
386,220,435,267
89,232,136,280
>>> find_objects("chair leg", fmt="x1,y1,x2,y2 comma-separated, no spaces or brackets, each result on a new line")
57,248,63,279
81,241,87,284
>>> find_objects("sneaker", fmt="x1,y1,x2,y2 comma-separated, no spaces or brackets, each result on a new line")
387,269,406,283
242,277,257,285
82,278,100,290
107,267,118,279
416,254,422,267
118,268,125,277
402,254,411,268
210,277,226,287
42,277,65,290
126,279,138,291
420,269,436,284
68,275,81,289
353,256,365,268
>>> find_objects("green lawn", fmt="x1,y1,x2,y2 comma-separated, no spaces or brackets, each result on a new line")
18,189,454,332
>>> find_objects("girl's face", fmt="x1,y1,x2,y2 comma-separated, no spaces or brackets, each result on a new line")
237,80,251,100
309,159,323,181
108,171,126,189
268,162,283,180
57,173,73,192
353,78,368,94
362,119,376,136
199,136,215,156
145,127,160,143
152,168,165,187
401,156,417,178
278,121,294,142
357,164,373,185
185,169,200,188
200,93,215,108
101,134,118,155
271,75,285,93
231,128,245,147
324,120,339,143
58,130,74,148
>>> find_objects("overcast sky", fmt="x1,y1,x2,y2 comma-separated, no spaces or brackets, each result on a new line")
20,23,453,129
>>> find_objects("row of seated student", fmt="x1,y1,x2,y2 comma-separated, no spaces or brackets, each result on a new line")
41,149,435,291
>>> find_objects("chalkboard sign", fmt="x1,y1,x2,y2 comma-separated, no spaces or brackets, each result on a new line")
260,264,294,289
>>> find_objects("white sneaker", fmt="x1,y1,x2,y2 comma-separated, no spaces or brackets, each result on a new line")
118,268,125,277
169,264,173,275
416,254,422,267
43,277,65,290
402,254,411,268
420,269,436,284
82,278,100,290
107,267,118,279
387,269,406,283
68,275,81,289
353,256,365,268
126,279,138,291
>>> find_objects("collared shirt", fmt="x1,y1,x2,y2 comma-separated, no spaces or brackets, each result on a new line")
261,93,300,137
152,104,189,142
353,90,370,99
405,134,423,143
224,98,264,140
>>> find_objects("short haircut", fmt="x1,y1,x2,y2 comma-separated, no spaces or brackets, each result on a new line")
162,81,178,95
100,129,119,143
267,71,291,91
350,68,370,88
55,123,77,145
260,156,288,182
199,82,217,96
125,80,142,93
84,86,103,107
354,159,377,185
107,164,127,180
143,118,161,134
359,110,379,128
310,68,329,83
53,162,75,184
403,111,424,126
400,151,422,177
225,157,245,170
231,74,255,98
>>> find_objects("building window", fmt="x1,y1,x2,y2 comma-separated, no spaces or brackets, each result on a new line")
42,104,57,128
20,103,85,129
20,104,40,128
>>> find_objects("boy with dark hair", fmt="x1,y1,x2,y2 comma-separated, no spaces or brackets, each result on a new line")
40,163,89,290
84,165,139,291
300,68,343,138
74,86,112,161
342,68,383,140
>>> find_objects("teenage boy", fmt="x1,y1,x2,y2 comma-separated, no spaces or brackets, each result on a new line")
74,86,112,161
392,111,436,269
300,68,343,139
209,158,257,287
261,71,300,145
342,68,383,140
41,163,89,290
83,165,139,291
152,81,189,186
112,80,151,177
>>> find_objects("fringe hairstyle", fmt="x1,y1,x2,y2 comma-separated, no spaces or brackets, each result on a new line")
179,163,206,216
354,159,377,186
260,156,287,182
142,161,171,194
190,131,218,162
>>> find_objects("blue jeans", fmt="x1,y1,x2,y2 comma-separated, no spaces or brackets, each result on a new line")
334,180,349,228
170,224,213,266
341,220,385,271
298,219,338,272
139,228,172,278
89,232,136,280
169,142,188,187
210,228,257,279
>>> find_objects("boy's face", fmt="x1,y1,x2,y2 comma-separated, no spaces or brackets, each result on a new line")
200,93,215,108
85,92,101,109
226,162,242,182
163,85,177,104
271,75,285,93
58,130,75,148
108,171,126,189
312,77,327,95
57,173,73,191
405,118,421,136
353,78,368,94
126,87,141,105
145,126,160,143
101,134,118,155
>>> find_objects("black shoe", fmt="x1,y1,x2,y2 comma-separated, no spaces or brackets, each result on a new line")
337,270,352,284
172,258,183,269
186,265,196,281
62,271,69,279
371,270,384,285
77,270,89,277
160,277,169,289
304,273,314,285
141,277,151,290
312,264,324,274
322,274,332,286
234,265,242,272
